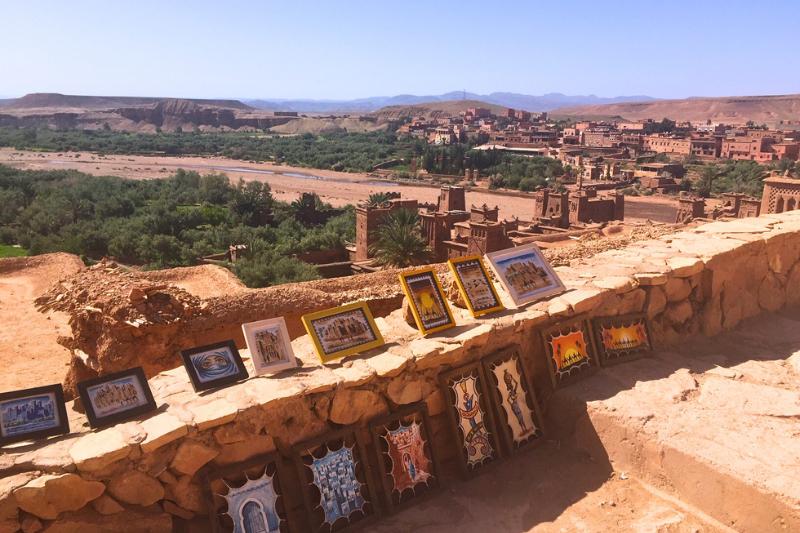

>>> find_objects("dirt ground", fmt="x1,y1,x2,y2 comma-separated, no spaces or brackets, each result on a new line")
0,254,84,392
0,148,679,223
372,440,728,533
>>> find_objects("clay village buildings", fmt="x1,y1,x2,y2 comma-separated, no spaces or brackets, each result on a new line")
348,185,625,272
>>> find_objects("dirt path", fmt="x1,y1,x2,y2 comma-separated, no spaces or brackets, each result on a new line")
0,148,678,223
0,255,83,392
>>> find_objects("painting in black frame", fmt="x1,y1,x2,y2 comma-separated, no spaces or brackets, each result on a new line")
368,404,441,513
291,427,379,532
202,452,290,533
481,346,545,455
77,367,157,429
541,319,598,388
592,313,653,366
181,340,249,392
437,361,503,477
0,384,69,446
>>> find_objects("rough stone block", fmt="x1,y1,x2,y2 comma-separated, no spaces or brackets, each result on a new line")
69,429,133,473
329,388,386,425
13,474,105,520
107,471,164,507
170,440,219,477
139,412,188,454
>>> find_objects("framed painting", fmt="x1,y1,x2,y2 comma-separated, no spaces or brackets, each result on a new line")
292,428,379,532
368,404,441,513
447,255,504,317
77,367,157,429
301,302,384,364
241,317,298,376
485,243,565,307
0,384,69,446
398,268,456,335
181,340,249,392
541,319,598,388
203,452,290,533
592,313,653,366
481,347,545,455
438,362,502,477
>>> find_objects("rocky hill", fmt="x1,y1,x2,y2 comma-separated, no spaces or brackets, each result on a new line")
553,93,800,125
371,99,507,120
2,92,252,110
0,93,294,132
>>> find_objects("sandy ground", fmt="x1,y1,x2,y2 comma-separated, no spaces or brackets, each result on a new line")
0,255,83,393
0,148,679,223
373,441,726,533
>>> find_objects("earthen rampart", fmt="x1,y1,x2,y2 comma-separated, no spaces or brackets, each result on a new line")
5,213,800,531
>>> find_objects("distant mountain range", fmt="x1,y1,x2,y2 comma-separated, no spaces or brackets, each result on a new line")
244,92,656,113
554,93,800,124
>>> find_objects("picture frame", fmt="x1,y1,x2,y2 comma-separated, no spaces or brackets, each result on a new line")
398,268,456,335
592,313,653,366
241,317,298,376
77,367,157,429
202,452,290,533
447,255,505,317
301,302,385,364
438,362,503,478
481,347,545,455
485,243,565,307
368,404,441,513
291,427,379,532
541,319,598,388
181,340,249,392
0,384,69,446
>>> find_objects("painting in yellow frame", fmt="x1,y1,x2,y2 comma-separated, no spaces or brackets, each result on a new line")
398,268,456,335
448,255,505,317
301,302,385,363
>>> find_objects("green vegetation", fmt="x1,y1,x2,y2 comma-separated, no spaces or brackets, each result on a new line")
0,128,414,173
0,165,356,287
369,209,430,267
419,144,565,191
0,244,27,258
687,159,799,198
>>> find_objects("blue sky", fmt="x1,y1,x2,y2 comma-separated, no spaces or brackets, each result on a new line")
1,0,797,100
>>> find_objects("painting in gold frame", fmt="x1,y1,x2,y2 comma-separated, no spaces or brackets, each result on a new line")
447,255,504,317
301,302,384,363
398,268,455,335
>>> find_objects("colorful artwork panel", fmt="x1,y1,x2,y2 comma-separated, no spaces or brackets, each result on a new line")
448,255,504,317
293,429,378,532
542,320,598,387
593,314,652,365
438,363,501,476
0,384,69,446
181,340,249,392
242,318,297,375
302,302,385,363
482,348,544,454
369,406,440,511
486,243,565,306
77,367,156,428
204,453,288,533
399,269,455,335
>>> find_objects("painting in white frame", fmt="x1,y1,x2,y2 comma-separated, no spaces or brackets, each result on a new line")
241,317,297,376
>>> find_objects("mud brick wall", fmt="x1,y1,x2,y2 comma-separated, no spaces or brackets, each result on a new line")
4,212,800,531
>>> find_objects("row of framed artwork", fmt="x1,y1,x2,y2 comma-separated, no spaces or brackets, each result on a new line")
202,313,655,532
0,310,652,447
203,345,547,533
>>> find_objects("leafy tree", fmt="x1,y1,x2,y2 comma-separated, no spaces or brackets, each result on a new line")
365,192,395,207
369,209,430,267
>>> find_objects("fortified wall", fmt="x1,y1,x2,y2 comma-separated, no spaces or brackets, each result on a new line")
4,213,800,531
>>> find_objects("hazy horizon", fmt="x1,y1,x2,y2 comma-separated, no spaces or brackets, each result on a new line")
2,0,798,101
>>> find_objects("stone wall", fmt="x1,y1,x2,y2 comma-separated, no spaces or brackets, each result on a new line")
5,212,800,531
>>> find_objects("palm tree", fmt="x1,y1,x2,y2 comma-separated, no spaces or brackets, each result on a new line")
365,192,394,207
369,209,431,267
